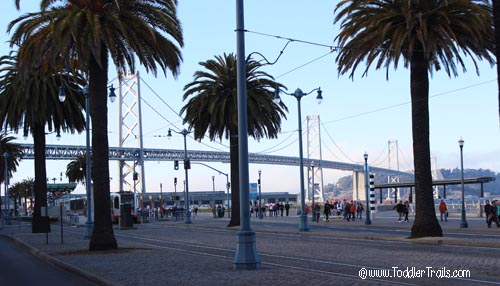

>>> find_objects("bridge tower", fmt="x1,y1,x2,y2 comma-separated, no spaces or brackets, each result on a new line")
306,115,324,203
117,72,146,198
387,140,400,202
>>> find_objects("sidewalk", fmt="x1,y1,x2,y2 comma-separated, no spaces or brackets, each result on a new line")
1,212,499,286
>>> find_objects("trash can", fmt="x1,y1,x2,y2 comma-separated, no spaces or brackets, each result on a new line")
120,204,133,228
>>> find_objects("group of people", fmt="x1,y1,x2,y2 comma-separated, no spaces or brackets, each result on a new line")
250,201,291,217
393,200,411,223
314,199,364,222
484,199,500,228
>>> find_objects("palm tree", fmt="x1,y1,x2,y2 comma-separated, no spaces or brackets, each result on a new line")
0,134,22,215
0,134,22,182
0,51,86,233
9,0,183,250
66,153,92,183
334,0,494,238
181,53,288,227
494,2,500,127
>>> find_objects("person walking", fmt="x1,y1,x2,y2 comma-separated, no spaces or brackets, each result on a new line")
314,203,321,223
285,202,290,216
403,201,410,223
484,200,499,228
324,201,331,222
356,202,364,220
393,201,405,222
439,199,448,222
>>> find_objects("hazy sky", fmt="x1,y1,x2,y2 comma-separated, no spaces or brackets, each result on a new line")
2,1,499,196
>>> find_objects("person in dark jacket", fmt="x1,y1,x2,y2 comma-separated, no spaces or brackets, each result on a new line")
393,201,405,222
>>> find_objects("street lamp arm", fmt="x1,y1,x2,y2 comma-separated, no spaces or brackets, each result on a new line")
191,162,228,178
273,87,323,105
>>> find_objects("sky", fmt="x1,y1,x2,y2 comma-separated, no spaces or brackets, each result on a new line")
1,1,500,196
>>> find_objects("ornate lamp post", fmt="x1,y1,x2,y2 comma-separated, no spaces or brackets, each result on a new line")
274,87,323,231
310,161,315,221
459,137,468,228
212,175,216,218
167,128,192,224
3,152,10,225
258,170,263,219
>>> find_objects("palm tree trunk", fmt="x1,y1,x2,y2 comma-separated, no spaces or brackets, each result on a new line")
88,48,117,250
227,131,240,227
494,1,500,129
32,122,49,233
409,51,442,238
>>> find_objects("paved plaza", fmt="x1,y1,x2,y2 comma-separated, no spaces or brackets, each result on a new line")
1,211,500,286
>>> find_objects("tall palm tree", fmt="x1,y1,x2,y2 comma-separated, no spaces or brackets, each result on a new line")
181,53,288,227
0,51,86,233
334,0,494,238
9,0,183,250
494,1,500,127
0,134,22,215
0,134,22,183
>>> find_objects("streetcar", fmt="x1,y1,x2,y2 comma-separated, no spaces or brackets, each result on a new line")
110,191,137,223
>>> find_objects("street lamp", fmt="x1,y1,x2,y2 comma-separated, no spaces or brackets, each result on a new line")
3,152,10,225
258,170,263,219
364,152,371,225
58,84,116,238
212,175,216,218
310,161,315,222
167,128,192,224
274,87,323,231
458,137,468,228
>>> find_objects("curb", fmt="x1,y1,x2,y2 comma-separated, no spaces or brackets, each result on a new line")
0,233,120,286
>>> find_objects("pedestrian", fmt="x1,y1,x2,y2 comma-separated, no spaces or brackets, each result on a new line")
484,200,500,228
350,201,356,221
439,199,448,222
343,200,350,221
279,203,284,216
403,201,410,223
357,202,364,219
285,202,290,216
324,201,331,222
393,201,405,222
486,200,500,228
314,203,321,223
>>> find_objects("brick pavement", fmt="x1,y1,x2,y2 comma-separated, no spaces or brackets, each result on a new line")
1,211,499,286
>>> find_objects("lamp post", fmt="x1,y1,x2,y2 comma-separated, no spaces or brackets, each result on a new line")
167,128,192,224
258,170,263,219
212,175,216,218
274,87,323,231
458,137,468,228
364,152,371,225
3,152,10,225
58,84,116,238
159,183,163,214
233,0,260,269
310,161,315,222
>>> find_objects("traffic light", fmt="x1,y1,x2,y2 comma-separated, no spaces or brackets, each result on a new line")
258,179,261,186
174,177,177,185
174,160,179,170
133,172,138,181
184,159,191,169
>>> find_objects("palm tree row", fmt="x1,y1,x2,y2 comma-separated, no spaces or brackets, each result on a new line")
6,0,183,250
3,0,497,251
